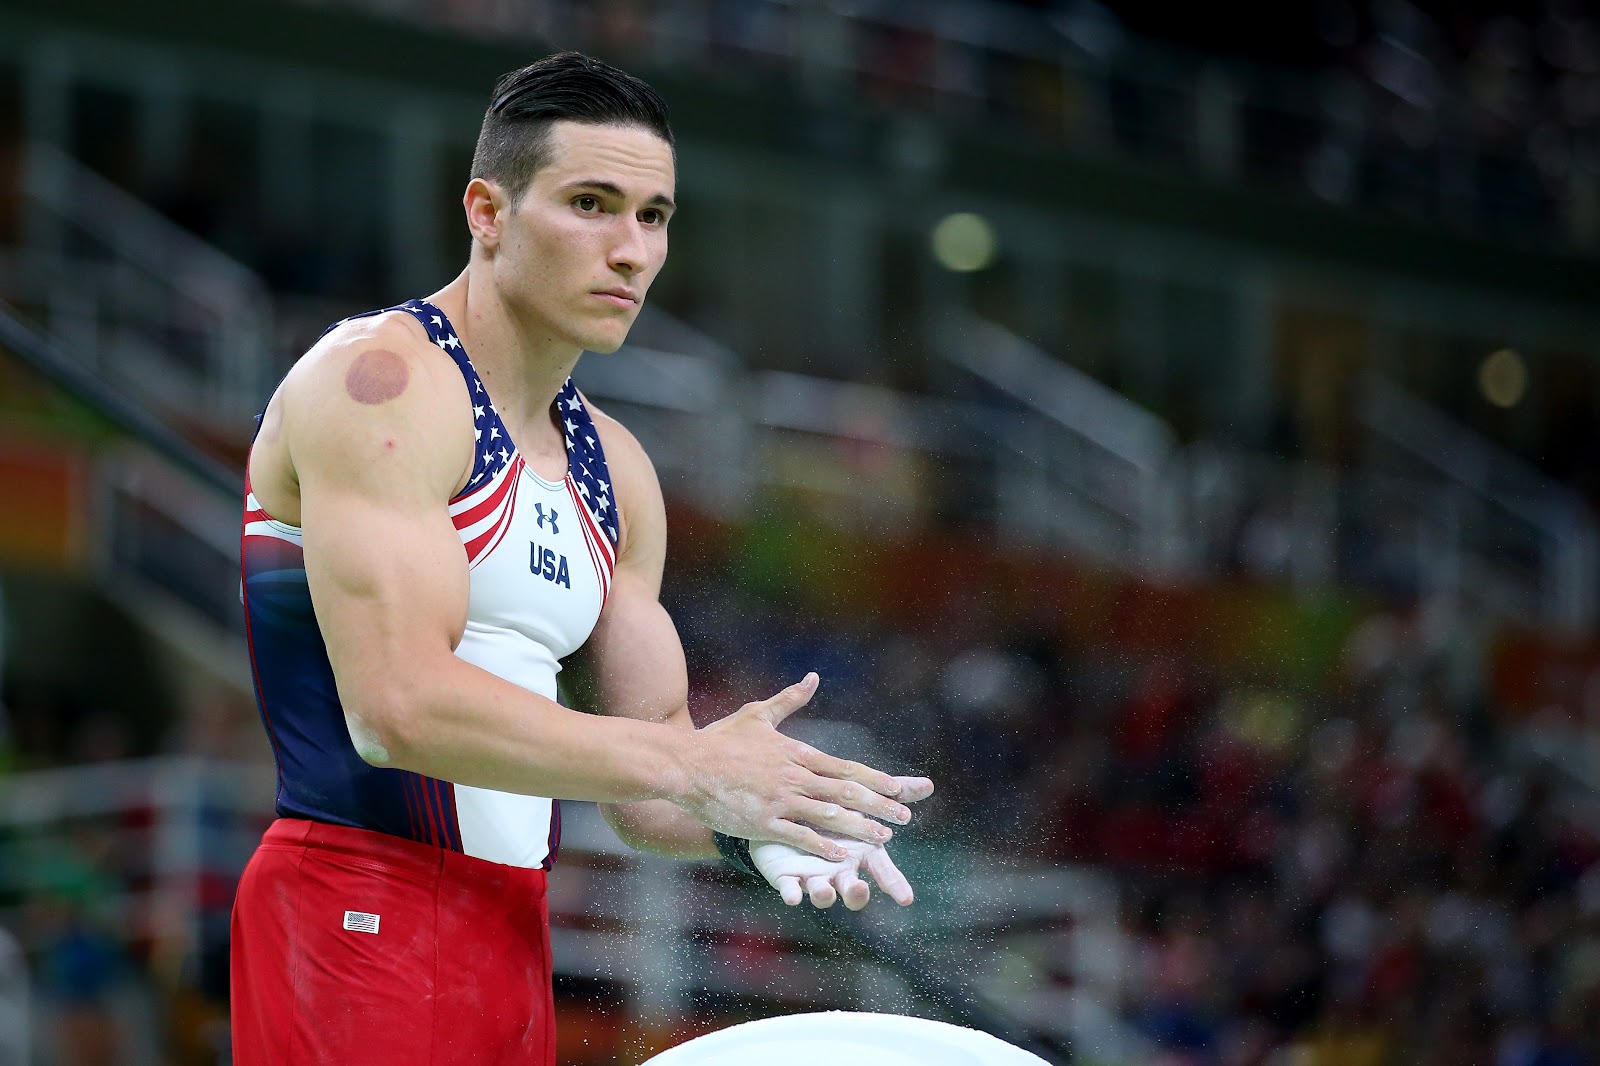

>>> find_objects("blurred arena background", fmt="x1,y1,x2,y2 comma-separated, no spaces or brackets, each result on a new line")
1,0,1599,1063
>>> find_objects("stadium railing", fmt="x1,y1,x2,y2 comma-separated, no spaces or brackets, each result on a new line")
935,314,1600,632
0,757,276,981
934,312,1183,572
1358,375,1598,630
10,144,275,433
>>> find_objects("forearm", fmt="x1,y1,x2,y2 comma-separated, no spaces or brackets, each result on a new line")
599,799,717,860
596,692,717,859
351,651,692,804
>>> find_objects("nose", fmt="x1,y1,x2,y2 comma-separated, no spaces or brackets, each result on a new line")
607,215,650,277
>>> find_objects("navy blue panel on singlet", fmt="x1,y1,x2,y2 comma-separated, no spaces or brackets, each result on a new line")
240,519,459,846
239,299,617,853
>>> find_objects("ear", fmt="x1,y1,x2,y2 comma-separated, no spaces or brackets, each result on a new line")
464,177,508,250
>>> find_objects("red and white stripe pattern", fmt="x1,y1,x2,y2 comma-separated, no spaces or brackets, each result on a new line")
449,454,524,568
243,487,303,547
242,482,309,578
565,474,617,604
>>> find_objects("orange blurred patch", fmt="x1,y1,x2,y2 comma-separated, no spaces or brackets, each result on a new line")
0,432,88,570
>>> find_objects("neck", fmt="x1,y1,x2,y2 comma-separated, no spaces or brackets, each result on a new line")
426,267,581,435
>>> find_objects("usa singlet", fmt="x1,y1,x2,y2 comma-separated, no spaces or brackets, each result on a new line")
240,299,621,869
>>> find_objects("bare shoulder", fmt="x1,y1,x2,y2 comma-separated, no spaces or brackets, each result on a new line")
284,312,455,412
277,311,475,499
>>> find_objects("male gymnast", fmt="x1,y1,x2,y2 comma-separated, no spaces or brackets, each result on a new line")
231,51,932,1064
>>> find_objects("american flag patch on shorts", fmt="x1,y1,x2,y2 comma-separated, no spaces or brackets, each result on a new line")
342,910,380,934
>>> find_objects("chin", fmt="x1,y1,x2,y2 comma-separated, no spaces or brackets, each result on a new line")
579,322,635,355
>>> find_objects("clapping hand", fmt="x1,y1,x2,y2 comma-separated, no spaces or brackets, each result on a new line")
751,836,916,910
749,775,932,910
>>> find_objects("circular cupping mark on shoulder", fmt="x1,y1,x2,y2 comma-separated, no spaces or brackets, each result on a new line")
344,349,410,405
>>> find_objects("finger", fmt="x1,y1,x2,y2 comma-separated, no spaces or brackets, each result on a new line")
767,821,851,862
894,776,935,803
776,875,803,906
795,748,905,801
796,798,895,845
836,867,870,911
806,779,912,827
805,876,837,909
750,673,819,727
864,847,915,906
799,806,892,847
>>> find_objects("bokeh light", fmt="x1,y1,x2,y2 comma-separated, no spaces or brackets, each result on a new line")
929,212,997,273
1478,348,1527,408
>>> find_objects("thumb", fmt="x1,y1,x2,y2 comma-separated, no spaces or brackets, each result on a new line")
751,672,819,727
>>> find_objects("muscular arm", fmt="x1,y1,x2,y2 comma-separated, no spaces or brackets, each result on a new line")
289,323,691,803
589,580,714,859
585,421,716,857
275,319,909,856
587,415,913,858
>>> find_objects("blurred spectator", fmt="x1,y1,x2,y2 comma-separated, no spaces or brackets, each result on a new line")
24,834,129,1066
646,504,1598,1061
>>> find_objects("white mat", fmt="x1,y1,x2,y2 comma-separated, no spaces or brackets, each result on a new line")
639,1011,1052,1066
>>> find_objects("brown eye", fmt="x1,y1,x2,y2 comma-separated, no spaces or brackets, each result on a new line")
575,196,600,212
641,209,664,225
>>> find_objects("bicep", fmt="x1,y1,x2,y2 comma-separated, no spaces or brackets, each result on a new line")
587,411,685,723
300,486,470,681
588,569,702,852
587,568,689,724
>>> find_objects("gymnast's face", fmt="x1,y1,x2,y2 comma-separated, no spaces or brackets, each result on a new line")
468,120,675,355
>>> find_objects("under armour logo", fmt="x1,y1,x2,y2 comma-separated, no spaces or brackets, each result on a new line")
534,503,559,534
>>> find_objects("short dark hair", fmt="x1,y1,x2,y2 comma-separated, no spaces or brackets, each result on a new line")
471,52,674,202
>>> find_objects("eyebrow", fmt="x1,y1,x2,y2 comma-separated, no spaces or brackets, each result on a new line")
564,179,676,212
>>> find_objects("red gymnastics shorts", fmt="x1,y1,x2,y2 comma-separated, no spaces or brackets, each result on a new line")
229,818,555,1065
